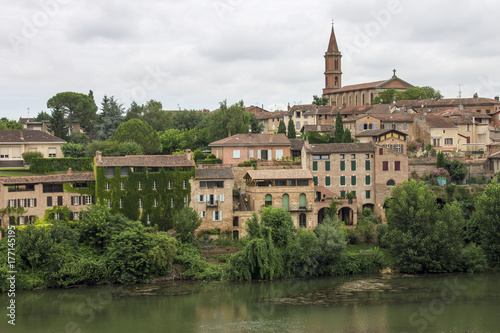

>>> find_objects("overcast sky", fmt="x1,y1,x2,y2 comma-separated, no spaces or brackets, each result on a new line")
1,0,500,120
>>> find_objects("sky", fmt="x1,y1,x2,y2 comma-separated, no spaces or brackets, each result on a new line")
1,0,500,120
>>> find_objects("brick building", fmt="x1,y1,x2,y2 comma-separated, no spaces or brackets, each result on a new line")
209,133,291,165
0,172,95,228
190,167,237,237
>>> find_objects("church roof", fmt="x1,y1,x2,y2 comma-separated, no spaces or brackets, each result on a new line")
327,26,339,53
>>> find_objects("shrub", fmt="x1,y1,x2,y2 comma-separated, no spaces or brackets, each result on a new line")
22,151,43,165
331,248,385,275
460,243,488,273
62,143,86,158
29,157,93,173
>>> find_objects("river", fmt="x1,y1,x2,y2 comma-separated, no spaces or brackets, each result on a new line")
1,273,499,332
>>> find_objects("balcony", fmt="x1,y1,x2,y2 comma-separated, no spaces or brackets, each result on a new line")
206,200,219,208
260,203,312,212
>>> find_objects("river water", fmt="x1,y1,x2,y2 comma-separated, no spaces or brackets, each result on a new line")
1,273,499,333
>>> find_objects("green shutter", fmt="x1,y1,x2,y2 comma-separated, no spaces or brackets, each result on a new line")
326,176,331,186
365,175,371,185
325,161,330,171
351,176,356,186
365,160,370,170
351,161,356,171
366,190,371,199
313,177,318,186
313,161,318,171
351,191,356,198
340,191,346,198
340,176,345,186
340,160,345,171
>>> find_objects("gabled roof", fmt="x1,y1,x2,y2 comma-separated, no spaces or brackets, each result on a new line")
290,138,305,151
289,104,317,114
330,75,413,93
209,133,290,147
305,142,375,154
254,111,287,120
355,113,412,122
195,167,234,179
395,97,500,108
96,155,195,167
355,129,407,138
327,26,340,53
244,169,313,180
0,130,66,143
302,124,334,133
0,172,95,185
419,115,457,129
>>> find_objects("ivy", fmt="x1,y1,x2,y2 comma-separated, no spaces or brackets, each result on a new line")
30,157,93,173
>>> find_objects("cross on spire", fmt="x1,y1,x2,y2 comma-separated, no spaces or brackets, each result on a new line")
392,69,397,77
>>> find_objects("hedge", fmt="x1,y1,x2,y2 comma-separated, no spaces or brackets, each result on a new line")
198,158,222,165
30,157,93,173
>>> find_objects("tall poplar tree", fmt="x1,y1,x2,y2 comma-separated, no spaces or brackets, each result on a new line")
287,119,296,138
333,112,344,143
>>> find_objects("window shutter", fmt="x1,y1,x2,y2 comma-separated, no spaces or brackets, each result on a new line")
79,196,82,205
258,150,262,159
70,213,74,221
212,211,216,221
34,198,37,207
373,123,377,130
220,194,224,202
219,211,222,221
268,150,272,161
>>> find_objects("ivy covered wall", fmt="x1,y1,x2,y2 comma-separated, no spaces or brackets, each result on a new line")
95,166,195,230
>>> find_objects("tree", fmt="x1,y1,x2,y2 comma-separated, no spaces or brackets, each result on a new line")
173,110,206,131
249,113,264,134
48,106,68,140
314,215,347,273
333,112,344,143
445,159,468,181
313,95,329,106
34,111,52,121
62,143,86,157
397,86,443,100
173,206,202,244
372,89,397,105
110,119,161,154
0,118,22,130
287,118,297,138
125,102,145,121
385,179,466,273
158,128,196,154
470,181,500,267
260,207,296,250
46,91,98,137
96,95,124,141
342,128,353,143
277,120,287,134
436,151,446,168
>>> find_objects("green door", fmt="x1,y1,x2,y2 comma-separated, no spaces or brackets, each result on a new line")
299,193,306,209
282,194,289,211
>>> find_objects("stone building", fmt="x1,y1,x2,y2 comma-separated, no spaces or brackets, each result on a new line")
243,169,316,229
190,167,237,237
356,129,408,154
0,172,95,228
321,26,413,106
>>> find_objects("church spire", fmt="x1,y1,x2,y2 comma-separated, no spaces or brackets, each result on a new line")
327,24,339,53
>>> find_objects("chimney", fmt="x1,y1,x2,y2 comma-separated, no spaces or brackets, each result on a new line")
185,149,192,161
20,131,24,140
422,111,427,122
51,130,54,136
228,132,231,137
495,96,499,101
248,132,252,138
96,151,102,163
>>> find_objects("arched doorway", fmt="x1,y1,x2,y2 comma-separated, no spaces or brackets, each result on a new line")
299,213,307,228
318,207,326,224
338,207,354,225
362,203,375,214
233,216,239,227
299,193,306,209
282,194,289,211
265,194,272,207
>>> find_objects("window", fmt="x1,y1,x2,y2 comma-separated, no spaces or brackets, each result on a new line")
183,180,187,189
340,176,346,186
184,195,188,204
107,199,111,208
444,138,453,145
120,167,129,177
168,180,172,189
213,211,222,221
325,161,330,171
299,213,307,228
313,177,318,186
171,198,174,208
313,161,318,171
297,179,309,186
326,176,331,186
249,150,254,158
403,123,408,131
365,160,371,171
365,154,370,159
433,139,441,147
19,199,25,207
57,196,63,206
299,193,306,209
383,161,389,171
340,154,345,159
139,198,142,208
366,190,371,199
282,194,289,211
379,148,384,155
153,181,157,190
340,191,346,198
8,199,15,207
200,211,205,218
395,161,401,171
54,213,60,220
120,199,123,208
105,182,110,191
351,191,356,198
296,122,300,130
200,181,224,188
85,196,92,205
265,194,272,207
71,196,79,205
48,148,57,158
351,176,357,186
105,167,114,178
351,154,356,159
387,179,396,186
121,182,125,190
296,111,301,118
233,150,241,159
154,198,158,207
220,194,224,202
73,212,79,220
138,181,142,190
365,175,371,185
466,124,471,132
351,161,356,171
147,214,151,225
29,198,36,207
340,160,345,171
47,197,53,207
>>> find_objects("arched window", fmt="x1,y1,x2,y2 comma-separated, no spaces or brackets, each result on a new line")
265,194,272,207
334,59,339,70
386,179,396,186
299,193,306,209
335,76,338,87
282,194,289,211
299,213,307,228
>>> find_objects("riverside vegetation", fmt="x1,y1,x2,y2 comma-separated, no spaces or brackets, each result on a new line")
1,179,498,291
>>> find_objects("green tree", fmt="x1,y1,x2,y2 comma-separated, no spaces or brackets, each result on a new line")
342,127,353,143
445,159,468,181
0,118,22,130
173,206,202,244
385,179,465,273
333,112,344,143
314,215,347,272
96,95,124,141
62,143,86,158
249,113,264,134
47,91,98,137
48,106,68,140
287,118,297,138
312,95,329,106
34,111,51,121
125,101,145,121
110,119,161,154
372,89,397,105
86,141,144,157
173,110,206,130
397,86,443,100
260,207,297,249
436,151,446,168
277,120,287,134
289,228,321,277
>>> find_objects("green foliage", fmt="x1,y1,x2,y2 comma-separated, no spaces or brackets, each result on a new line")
376,224,389,248
62,142,86,158
34,111,51,121
289,228,321,277
436,151,446,168
173,110,206,130
67,132,89,144
29,157,93,173
287,118,297,138
277,120,287,134
445,159,468,181
86,140,144,157
175,243,222,279
342,128,353,143
372,89,397,105
174,206,202,243
314,216,347,272
460,243,487,273
305,131,334,144
373,86,443,104
96,95,125,141
331,248,385,275
44,206,73,222
48,106,68,140
110,118,162,154
355,208,376,243
22,151,43,165
312,95,329,106
260,207,296,249
159,128,198,154
333,112,344,143
0,117,23,130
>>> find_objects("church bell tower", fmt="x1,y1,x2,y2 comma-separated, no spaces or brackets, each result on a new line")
324,24,342,90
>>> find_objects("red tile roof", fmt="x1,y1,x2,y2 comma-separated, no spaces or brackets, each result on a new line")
209,133,291,147
0,130,65,143
244,169,313,180
0,172,95,185
305,142,375,153
96,155,195,167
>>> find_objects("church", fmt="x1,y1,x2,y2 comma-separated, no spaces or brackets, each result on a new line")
322,25,413,107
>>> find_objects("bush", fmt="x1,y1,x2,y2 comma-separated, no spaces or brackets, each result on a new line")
29,157,93,173
22,151,43,165
460,243,488,273
198,158,222,164
376,224,389,248
62,143,86,158
331,248,385,275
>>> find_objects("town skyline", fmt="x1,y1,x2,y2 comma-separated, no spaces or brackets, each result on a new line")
2,0,500,119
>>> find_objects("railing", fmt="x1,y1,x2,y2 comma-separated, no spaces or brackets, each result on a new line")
206,200,218,207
